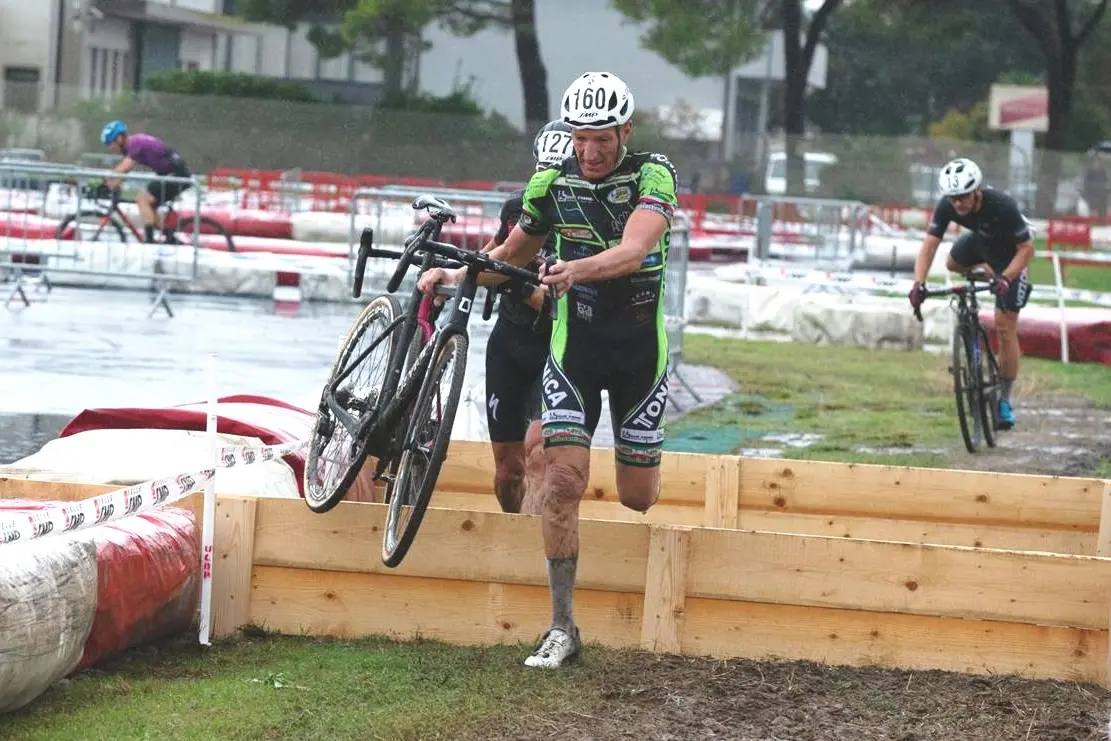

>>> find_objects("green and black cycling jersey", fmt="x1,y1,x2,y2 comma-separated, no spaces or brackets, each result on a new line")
516,150,679,337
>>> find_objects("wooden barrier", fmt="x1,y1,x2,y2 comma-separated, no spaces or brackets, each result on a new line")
434,441,1110,556
4,449,1111,687
231,497,1111,685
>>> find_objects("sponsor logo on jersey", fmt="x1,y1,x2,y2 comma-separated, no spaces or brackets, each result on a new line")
559,227,594,241
607,185,632,204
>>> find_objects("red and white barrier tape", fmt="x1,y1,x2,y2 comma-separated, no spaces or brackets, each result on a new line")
0,439,308,547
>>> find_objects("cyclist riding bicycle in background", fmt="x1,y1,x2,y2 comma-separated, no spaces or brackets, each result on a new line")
482,119,574,516
909,157,1034,430
417,70,679,669
101,120,194,244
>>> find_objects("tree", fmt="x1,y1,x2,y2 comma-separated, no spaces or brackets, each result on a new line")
778,0,843,194
508,0,548,133
808,0,1042,137
240,0,549,132
1004,0,1110,214
611,0,766,156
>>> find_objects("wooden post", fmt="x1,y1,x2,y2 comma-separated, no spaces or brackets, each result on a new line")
703,455,741,529
1096,480,1111,557
211,495,258,637
640,525,690,653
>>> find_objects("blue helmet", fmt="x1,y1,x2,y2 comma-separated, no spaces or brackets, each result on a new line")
101,120,127,146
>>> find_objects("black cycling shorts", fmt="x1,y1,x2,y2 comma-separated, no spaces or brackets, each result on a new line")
147,159,193,207
540,324,669,468
485,316,548,443
949,232,1032,313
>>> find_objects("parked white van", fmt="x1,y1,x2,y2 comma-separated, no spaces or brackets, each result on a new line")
764,151,838,195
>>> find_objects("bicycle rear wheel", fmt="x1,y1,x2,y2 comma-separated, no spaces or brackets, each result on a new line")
951,324,982,453
304,294,405,513
976,324,1001,446
381,330,469,568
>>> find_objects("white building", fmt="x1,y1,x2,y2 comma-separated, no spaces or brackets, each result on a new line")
0,0,383,111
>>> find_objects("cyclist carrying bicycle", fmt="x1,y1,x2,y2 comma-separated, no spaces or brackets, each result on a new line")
418,71,678,668
482,119,574,516
101,120,193,244
909,157,1034,430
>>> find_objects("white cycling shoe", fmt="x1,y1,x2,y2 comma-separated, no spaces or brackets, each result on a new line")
523,626,581,668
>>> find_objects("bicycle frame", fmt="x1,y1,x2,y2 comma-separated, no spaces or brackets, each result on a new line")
76,189,187,242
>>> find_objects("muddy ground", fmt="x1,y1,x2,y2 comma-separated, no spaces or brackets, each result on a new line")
471,390,1111,741
477,653,1109,741
950,392,1111,477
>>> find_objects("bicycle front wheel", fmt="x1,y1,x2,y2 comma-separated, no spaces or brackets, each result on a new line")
304,294,404,513
976,324,1001,447
951,324,982,453
55,211,127,243
382,330,469,568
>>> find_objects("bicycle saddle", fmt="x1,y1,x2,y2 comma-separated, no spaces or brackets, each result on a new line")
412,194,457,222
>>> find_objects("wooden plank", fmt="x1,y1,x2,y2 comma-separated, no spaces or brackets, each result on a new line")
681,597,1105,685
246,566,1105,686
438,440,707,506
1096,480,1111,557
738,458,1102,529
431,489,705,527
248,565,644,649
211,496,258,638
686,528,1111,630
703,456,740,529
740,510,1093,556
252,498,650,594
431,489,1085,554
640,526,689,652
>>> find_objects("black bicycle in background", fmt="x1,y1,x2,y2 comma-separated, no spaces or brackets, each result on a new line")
913,269,1003,454
304,194,553,568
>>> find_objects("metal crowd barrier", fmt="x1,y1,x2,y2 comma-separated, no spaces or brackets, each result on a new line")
750,194,872,269
663,216,699,411
0,161,203,317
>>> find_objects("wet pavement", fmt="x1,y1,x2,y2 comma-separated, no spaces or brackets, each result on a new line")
0,285,733,465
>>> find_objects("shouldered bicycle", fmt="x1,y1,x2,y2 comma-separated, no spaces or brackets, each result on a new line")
304,194,553,567
913,269,1003,453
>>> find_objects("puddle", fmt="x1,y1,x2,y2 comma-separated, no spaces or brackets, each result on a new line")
762,432,822,448
855,446,948,455
740,447,785,458
0,413,71,464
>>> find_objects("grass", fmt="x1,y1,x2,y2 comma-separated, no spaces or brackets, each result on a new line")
1026,258,1111,295
0,631,608,741
669,334,1111,467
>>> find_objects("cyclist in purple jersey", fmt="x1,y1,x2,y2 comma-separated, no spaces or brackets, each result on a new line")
101,120,193,244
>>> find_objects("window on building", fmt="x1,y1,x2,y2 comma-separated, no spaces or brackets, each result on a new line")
3,67,41,113
99,49,108,94
89,48,99,95
111,50,121,94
